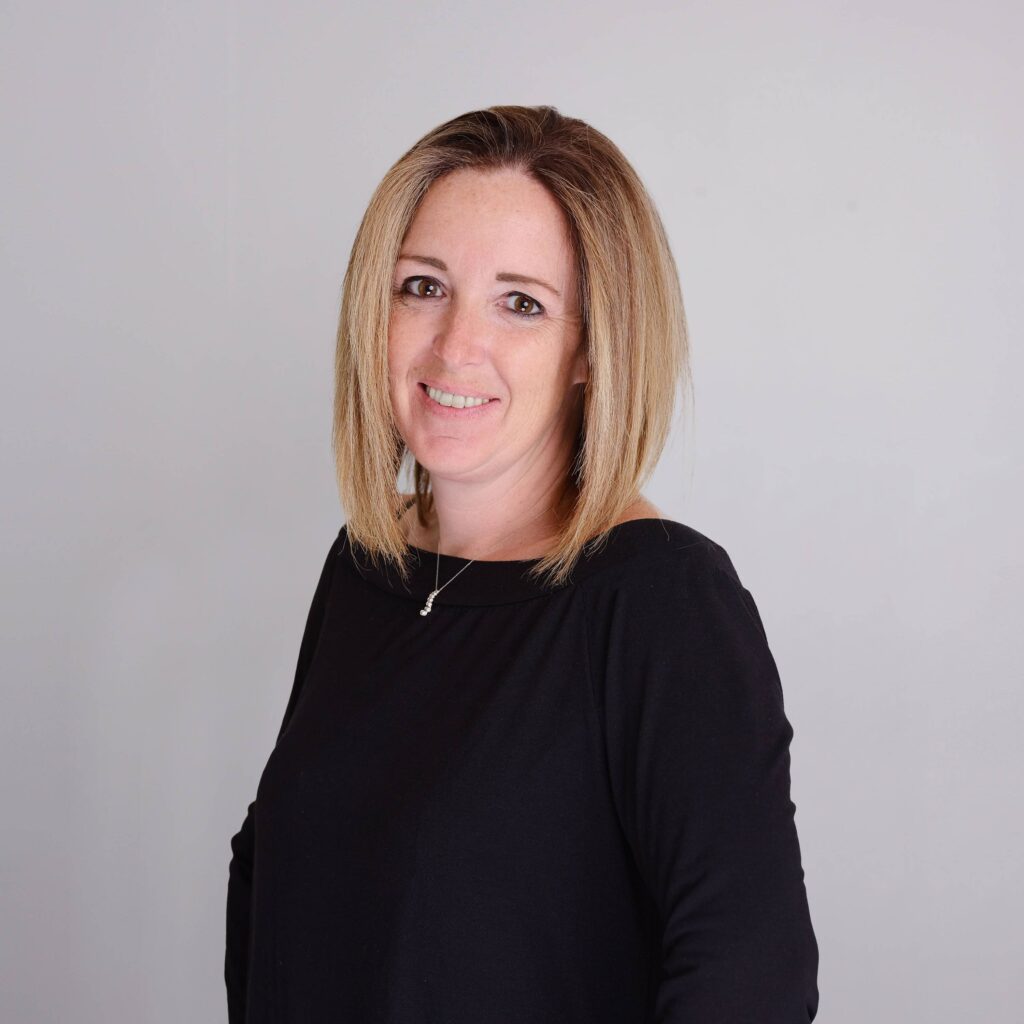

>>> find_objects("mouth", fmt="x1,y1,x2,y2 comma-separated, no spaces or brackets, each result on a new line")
417,381,500,416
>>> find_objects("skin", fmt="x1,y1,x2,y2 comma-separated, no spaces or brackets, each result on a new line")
388,166,659,561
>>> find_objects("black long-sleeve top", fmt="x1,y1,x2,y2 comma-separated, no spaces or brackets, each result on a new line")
225,517,819,1022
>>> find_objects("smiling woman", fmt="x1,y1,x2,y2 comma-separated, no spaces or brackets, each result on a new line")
329,106,694,580
225,105,820,1024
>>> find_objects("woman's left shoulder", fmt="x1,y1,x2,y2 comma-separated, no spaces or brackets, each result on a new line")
616,505,743,582
597,512,765,627
629,521,772,650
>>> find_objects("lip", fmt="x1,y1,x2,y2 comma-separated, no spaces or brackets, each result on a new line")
416,381,500,418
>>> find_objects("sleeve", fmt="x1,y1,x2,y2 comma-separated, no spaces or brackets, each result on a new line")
596,541,819,1022
224,528,345,1023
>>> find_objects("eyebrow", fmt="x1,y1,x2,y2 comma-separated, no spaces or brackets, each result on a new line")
397,252,562,299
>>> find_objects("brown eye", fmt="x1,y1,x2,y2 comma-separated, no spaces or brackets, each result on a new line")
404,276,442,298
505,292,543,317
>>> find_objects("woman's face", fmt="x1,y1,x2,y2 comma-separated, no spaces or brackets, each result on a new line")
387,167,587,489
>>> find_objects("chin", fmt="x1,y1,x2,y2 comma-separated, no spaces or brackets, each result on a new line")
413,444,491,477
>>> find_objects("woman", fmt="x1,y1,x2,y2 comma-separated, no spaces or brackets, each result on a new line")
226,105,819,1022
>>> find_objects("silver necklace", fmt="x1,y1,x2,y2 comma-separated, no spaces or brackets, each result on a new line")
417,503,557,617
420,552,475,616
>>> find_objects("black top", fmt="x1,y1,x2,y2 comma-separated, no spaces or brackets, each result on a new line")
225,517,819,1023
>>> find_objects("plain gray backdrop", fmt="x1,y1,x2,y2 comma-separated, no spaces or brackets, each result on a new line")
2,1,1021,1021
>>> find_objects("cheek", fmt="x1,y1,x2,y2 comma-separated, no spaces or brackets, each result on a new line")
386,318,414,372
387,307,431,357
506,340,576,398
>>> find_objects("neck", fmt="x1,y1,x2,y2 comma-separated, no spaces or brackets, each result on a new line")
405,474,578,562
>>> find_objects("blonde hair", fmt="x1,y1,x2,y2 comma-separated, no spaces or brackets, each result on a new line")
333,104,690,590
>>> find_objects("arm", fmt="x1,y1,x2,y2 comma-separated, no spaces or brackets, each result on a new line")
224,528,345,1022
597,541,819,1022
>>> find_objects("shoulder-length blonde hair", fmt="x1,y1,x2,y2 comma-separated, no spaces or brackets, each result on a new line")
333,104,690,590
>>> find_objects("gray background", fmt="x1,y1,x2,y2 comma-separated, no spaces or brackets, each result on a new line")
2,1,1020,1021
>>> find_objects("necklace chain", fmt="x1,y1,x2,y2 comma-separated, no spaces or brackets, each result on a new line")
419,554,475,616
417,502,557,617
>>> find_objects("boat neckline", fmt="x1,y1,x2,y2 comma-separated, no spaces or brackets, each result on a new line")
339,516,710,609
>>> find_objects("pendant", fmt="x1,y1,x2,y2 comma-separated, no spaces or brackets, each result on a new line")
420,588,439,616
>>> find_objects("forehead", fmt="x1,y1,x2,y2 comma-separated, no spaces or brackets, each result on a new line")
402,168,573,273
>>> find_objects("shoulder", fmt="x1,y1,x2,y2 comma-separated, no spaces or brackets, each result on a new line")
581,517,767,641
595,496,735,572
582,525,782,716
589,511,744,587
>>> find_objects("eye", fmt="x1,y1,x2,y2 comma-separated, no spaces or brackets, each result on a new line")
399,276,444,299
505,292,544,317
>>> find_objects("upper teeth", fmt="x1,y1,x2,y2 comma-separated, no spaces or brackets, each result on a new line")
426,385,492,408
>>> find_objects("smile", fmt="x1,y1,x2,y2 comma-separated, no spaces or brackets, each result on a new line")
417,382,499,417
425,384,493,408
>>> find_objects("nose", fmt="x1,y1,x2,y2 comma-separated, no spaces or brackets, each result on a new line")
431,298,486,368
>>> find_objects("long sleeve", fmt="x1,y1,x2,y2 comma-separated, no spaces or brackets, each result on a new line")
224,529,344,1023
595,541,820,1022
